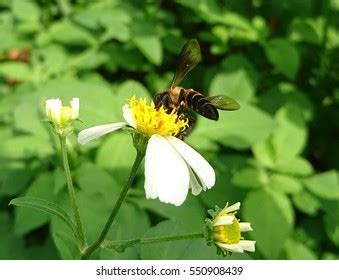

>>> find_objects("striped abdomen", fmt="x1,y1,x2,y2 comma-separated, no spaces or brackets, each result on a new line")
185,90,219,120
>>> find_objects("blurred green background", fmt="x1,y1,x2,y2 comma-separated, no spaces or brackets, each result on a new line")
0,0,339,260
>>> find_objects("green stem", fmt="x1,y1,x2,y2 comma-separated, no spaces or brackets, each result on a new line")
81,151,145,259
59,136,86,251
103,232,204,251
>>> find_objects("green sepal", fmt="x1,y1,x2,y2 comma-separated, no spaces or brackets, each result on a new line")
132,133,149,155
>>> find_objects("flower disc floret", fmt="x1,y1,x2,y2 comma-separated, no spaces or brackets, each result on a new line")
128,96,187,136
205,202,255,255
213,215,241,244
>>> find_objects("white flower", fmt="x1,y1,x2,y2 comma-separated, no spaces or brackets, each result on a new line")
211,202,256,254
45,97,79,136
78,97,215,206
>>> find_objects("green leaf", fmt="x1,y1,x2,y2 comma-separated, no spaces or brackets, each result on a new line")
289,19,322,45
322,201,339,247
253,140,313,176
132,22,162,65
74,6,131,42
265,38,300,79
37,79,118,128
75,163,120,200
9,197,77,239
274,157,314,176
12,0,40,22
114,79,150,110
231,167,266,189
210,71,254,103
272,104,307,159
14,99,50,139
270,174,303,194
48,19,96,46
0,168,31,196
303,170,339,200
95,133,135,184
13,173,56,235
135,194,206,230
140,221,198,260
210,55,258,103
258,83,314,122
101,202,150,260
134,36,162,65
0,62,32,82
0,213,26,259
187,104,276,150
0,136,53,159
292,191,322,216
243,189,294,259
284,239,317,259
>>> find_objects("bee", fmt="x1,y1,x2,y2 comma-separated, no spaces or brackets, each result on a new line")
153,39,240,138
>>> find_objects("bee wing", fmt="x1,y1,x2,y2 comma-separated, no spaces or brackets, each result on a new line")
170,39,202,88
207,95,240,111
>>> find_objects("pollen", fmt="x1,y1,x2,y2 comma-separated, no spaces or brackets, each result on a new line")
213,215,241,244
128,96,187,136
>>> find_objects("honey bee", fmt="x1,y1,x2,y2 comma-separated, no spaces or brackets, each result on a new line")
153,39,240,138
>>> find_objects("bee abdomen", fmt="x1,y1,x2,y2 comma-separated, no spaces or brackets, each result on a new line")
186,91,219,120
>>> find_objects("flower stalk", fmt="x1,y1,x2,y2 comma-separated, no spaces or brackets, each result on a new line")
59,136,86,251
81,138,147,259
102,232,204,252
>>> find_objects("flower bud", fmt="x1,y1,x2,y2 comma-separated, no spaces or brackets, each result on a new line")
205,202,255,255
45,98,79,136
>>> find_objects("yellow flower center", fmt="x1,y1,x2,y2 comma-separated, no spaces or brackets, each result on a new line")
128,96,187,136
60,106,73,125
213,215,241,244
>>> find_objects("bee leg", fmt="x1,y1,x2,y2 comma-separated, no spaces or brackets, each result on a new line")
177,115,196,140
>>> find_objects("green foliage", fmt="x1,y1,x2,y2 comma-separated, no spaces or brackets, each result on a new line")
0,0,338,260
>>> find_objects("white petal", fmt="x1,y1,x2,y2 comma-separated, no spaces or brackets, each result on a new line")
225,202,241,213
239,222,253,232
166,136,215,189
122,104,136,128
214,215,235,226
70,98,79,119
144,135,190,206
188,168,202,196
239,240,256,252
216,242,244,253
46,98,62,119
78,122,126,145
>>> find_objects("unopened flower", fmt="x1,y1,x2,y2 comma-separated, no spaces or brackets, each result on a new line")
205,202,255,255
45,98,79,136
78,96,215,206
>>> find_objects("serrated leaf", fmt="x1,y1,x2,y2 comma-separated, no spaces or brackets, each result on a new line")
10,196,77,239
